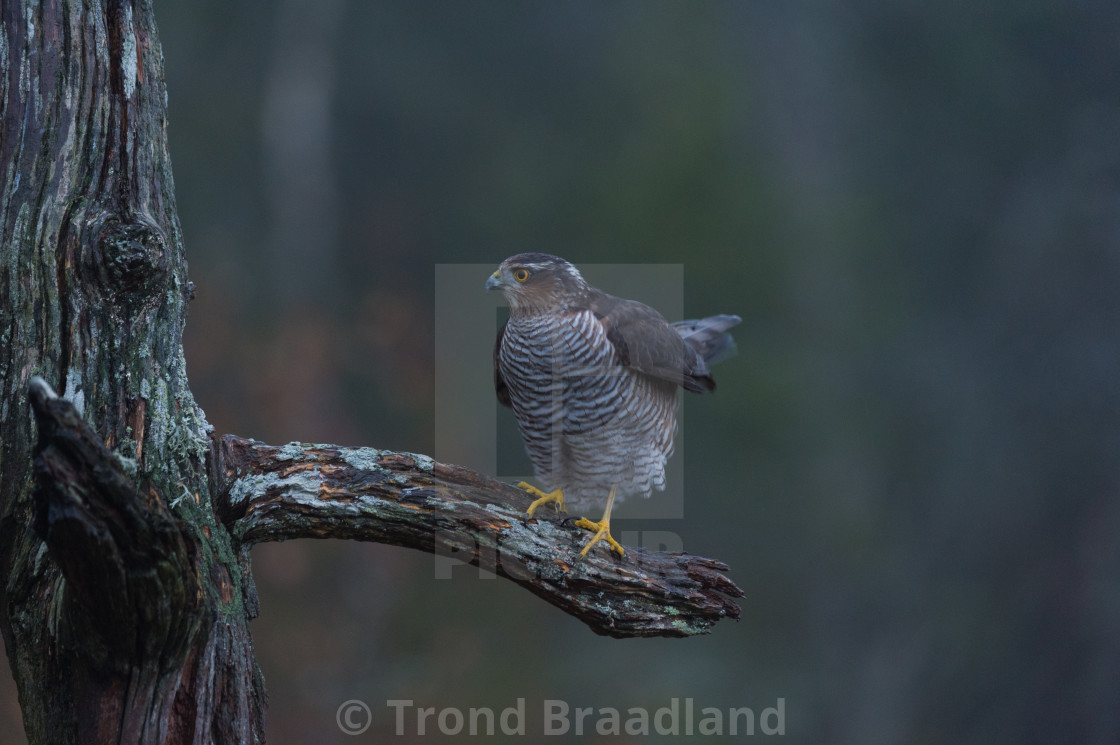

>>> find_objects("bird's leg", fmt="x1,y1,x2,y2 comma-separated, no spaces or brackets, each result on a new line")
574,486,624,558
519,482,565,516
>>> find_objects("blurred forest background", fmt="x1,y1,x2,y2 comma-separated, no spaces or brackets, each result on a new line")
3,2,1119,743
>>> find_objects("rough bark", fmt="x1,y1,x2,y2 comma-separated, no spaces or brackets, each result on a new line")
215,436,742,638
0,2,742,743
1,1,263,742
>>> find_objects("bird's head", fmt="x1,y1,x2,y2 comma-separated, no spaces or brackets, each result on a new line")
485,253,588,314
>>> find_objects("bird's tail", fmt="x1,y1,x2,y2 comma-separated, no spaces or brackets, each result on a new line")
673,314,742,366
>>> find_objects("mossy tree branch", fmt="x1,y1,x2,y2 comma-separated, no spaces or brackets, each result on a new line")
215,436,743,639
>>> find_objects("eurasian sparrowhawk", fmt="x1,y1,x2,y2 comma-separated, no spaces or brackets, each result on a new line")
486,253,739,557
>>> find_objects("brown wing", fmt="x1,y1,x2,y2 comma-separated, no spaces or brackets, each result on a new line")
494,319,512,408
588,289,715,393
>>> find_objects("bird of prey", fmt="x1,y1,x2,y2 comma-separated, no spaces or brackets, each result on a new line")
486,253,740,558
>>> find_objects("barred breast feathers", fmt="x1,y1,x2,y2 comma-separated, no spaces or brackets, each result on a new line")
497,308,677,505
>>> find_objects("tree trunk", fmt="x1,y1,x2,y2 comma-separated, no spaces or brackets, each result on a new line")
0,3,741,743
1,1,266,742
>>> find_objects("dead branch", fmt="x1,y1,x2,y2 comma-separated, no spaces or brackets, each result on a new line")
214,435,743,638
28,377,201,669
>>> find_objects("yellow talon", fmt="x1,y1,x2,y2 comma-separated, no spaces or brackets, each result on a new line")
518,481,564,516
574,487,624,558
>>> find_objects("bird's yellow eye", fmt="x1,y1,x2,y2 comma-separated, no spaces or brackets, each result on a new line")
514,269,529,282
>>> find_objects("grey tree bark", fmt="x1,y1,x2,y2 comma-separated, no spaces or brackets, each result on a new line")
2,1,264,742
0,2,741,743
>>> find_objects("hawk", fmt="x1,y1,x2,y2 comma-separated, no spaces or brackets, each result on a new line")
486,253,740,558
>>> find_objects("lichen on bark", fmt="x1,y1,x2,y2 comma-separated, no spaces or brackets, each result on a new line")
1,1,264,742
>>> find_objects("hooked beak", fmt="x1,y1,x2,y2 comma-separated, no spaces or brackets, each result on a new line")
485,270,503,292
